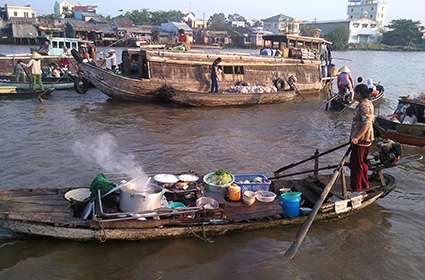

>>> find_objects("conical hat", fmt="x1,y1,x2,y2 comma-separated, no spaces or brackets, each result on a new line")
338,65,351,73
32,51,42,59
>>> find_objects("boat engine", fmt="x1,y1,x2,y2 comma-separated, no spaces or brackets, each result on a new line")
375,140,402,167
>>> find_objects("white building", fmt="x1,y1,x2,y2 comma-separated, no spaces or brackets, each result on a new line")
347,0,386,29
348,18,381,43
182,12,207,29
262,14,300,35
3,4,36,19
231,21,246,28
54,0,78,17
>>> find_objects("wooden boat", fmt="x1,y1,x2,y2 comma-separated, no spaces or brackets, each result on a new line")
75,35,332,103
160,89,300,107
0,75,75,91
0,173,395,241
375,96,425,146
327,87,385,112
0,86,54,99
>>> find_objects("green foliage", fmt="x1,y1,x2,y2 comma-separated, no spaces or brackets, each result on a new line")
124,9,184,25
325,27,350,50
208,13,228,31
383,19,424,47
37,14,60,21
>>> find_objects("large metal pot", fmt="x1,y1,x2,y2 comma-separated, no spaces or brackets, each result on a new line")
119,183,165,213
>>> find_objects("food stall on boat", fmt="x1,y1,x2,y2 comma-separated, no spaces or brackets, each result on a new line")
74,35,332,106
0,144,401,244
375,96,425,146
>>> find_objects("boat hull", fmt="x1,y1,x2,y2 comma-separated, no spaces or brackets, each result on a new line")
375,116,425,147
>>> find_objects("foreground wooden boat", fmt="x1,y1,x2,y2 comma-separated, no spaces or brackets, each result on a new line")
327,88,385,112
0,75,74,91
375,96,425,146
0,174,395,241
75,35,331,103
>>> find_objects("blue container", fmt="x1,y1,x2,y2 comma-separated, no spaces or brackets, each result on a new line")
234,174,271,194
281,192,302,217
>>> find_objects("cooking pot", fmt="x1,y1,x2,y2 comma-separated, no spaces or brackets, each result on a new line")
119,183,165,213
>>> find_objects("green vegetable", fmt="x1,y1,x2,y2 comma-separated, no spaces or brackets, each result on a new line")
206,169,233,186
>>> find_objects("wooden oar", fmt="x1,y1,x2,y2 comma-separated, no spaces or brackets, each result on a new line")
284,145,352,259
274,142,350,175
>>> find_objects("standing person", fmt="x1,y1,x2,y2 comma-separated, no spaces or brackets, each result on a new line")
350,84,374,193
38,39,50,55
24,51,44,91
337,65,354,102
88,44,97,61
13,60,26,83
210,57,222,94
178,29,191,51
106,49,117,71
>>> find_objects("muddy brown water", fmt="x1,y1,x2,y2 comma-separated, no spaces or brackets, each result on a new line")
1,46,425,279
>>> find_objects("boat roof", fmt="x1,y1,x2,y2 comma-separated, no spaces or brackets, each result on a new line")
262,34,332,45
399,96,425,107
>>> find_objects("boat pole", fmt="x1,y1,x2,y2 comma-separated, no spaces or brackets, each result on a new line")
284,145,352,259
274,142,350,175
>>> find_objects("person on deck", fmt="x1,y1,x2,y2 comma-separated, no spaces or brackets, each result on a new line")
13,60,26,83
178,29,191,51
402,106,418,124
337,65,354,102
38,39,50,55
210,57,222,94
24,51,44,91
106,49,117,71
350,84,374,193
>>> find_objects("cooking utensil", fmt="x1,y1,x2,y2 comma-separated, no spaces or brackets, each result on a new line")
120,183,165,213
255,191,277,203
64,188,91,202
196,197,219,210
178,174,199,182
153,174,179,185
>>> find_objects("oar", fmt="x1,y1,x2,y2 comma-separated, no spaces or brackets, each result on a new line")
284,145,352,259
274,142,350,175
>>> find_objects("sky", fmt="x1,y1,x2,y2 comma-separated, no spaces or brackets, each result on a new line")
1,0,425,24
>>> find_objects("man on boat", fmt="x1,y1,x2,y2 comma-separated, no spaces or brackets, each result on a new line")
13,60,26,83
211,57,222,94
178,29,191,51
350,84,374,192
337,66,354,103
106,49,117,71
24,51,44,92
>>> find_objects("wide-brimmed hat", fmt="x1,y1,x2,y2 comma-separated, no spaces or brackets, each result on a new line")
338,65,351,73
32,51,42,59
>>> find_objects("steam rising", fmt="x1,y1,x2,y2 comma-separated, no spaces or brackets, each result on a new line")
73,134,148,184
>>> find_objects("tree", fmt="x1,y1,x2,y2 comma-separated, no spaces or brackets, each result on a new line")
383,19,424,47
251,20,263,28
208,13,227,31
227,13,249,27
124,9,151,25
150,10,184,26
325,27,350,50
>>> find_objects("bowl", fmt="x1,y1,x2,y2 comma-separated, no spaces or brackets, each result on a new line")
255,191,277,203
64,188,91,202
243,191,256,206
203,172,234,193
196,197,219,210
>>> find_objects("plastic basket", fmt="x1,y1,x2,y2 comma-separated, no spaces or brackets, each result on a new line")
234,174,271,194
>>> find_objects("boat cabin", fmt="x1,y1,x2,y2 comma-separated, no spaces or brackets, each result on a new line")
48,37,93,56
395,96,425,124
262,34,332,60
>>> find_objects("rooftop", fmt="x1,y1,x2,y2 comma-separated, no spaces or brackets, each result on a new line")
263,14,294,23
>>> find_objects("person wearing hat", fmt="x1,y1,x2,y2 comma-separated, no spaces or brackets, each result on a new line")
350,84,374,192
24,51,44,91
106,49,117,71
337,65,354,102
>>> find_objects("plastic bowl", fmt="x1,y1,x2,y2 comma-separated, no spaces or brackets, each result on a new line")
243,191,256,206
203,172,234,193
196,197,219,210
255,191,277,203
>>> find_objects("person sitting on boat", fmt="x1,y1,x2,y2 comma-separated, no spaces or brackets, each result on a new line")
211,57,222,94
350,84,374,192
337,66,354,103
13,60,26,83
402,106,418,124
50,63,61,78
58,54,70,72
177,29,191,51
38,39,50,56
24,51,44,92
260,48,272,56
366,78,380,98
88,44,97,61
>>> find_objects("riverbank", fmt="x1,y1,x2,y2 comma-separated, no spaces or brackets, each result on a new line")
347,43,425,52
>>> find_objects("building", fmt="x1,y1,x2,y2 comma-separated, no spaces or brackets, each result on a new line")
193,30,232,46
5,18,38,44
74,11,104,22
73,4,97,14
347,0,386,29
37,18,65,37
54,0,76,17
182,12,207,29
249,28,273,48
231,21,246,28
1,4,36,20
262,14,300,34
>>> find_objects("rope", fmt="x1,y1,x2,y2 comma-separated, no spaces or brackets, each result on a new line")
98,222,107,243
188,224,215,244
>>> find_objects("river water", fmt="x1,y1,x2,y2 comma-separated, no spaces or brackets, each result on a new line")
1,45,425,279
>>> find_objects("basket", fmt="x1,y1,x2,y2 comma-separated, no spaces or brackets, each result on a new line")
234,174,271,194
